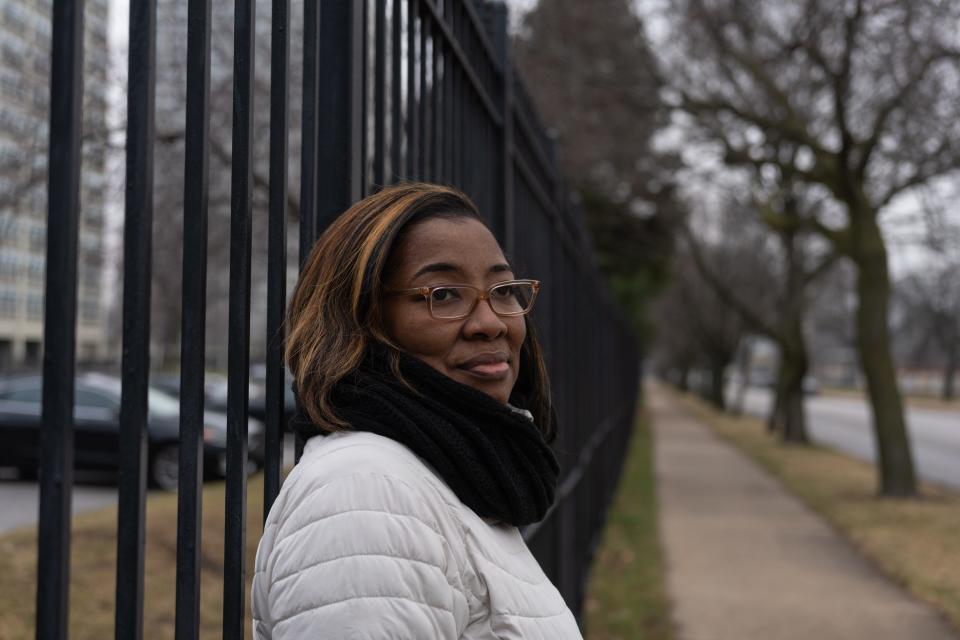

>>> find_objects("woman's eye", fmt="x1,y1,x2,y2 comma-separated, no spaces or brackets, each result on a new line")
492,285,515,299
431,287,461,303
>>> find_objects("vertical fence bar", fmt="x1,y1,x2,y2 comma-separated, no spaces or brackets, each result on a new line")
361,0,370,196
419,12,428,179
36,2,84,637
407,0,418,178
391,0,403,181
443,47,452,183
174,0,212,636
295,0,322,464
115,0,157,637
481,2,512,251
431,30,440,180
318,0,365,226
299,0,321,264
373,0,386,187
265,0,290,516
223,0,256,636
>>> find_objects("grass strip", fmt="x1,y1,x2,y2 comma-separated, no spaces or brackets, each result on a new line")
0,476,265,640
584,405,673,640
672,387,960,632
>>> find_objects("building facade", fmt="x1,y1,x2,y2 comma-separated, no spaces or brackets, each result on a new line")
0,0,110,370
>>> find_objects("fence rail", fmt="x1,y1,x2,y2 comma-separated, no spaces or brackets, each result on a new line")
36,1,640,637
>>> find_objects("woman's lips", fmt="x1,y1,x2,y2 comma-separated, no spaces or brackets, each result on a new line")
462,361,510,378
456,354,511,380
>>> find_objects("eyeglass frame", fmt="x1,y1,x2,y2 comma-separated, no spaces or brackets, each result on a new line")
384,279,541,320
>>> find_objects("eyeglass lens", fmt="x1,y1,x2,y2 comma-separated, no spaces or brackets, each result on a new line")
429,282,535,319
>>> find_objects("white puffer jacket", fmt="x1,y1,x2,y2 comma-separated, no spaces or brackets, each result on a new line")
252,430,582,639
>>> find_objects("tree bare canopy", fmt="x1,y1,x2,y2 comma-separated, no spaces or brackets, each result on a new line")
663,0,960,212
652,0,960,496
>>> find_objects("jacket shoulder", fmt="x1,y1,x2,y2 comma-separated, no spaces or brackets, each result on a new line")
252,432,470,639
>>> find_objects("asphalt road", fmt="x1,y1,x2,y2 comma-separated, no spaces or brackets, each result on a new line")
739,387,960,491
0,435,297,535
0,469,119,536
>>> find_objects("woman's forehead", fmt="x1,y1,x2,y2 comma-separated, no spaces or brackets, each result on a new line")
392,217,508,274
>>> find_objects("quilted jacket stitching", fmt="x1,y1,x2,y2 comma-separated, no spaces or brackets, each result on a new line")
273,551,449,587
272,593,456,627
273,472,446,544
273,507,444,579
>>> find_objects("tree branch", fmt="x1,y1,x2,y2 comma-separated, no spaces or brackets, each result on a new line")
679,223,783,343
802,250,840,287
856,48,960,178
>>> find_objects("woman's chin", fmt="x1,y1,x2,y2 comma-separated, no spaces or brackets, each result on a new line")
449,370,512,404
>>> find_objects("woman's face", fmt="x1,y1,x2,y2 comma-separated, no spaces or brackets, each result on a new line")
382,216,526,404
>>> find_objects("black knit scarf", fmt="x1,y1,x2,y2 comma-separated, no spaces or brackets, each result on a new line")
292,346,559,526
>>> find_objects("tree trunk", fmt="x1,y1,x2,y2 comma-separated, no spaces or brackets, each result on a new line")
941,339,958,400
853,219,917,496
777,349,809,444
768,218,810,444
731,338,753,416
709,361,727,410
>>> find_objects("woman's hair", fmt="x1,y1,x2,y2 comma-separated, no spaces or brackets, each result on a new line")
285,182,554,439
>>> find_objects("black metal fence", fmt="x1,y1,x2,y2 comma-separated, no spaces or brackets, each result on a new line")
37,0,640,637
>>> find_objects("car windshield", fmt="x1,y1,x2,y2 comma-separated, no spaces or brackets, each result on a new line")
80,374,181,419
148,388,180,418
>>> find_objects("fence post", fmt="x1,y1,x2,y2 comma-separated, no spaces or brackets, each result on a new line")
37,1,85,637
478,1,513,255
318,0,365,228
175,0,212,635
116,0,158,636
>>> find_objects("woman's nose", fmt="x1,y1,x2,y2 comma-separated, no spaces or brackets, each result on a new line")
462,297,508,339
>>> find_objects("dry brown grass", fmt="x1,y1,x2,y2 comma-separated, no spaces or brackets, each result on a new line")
672,388,960,632
0,476,266,640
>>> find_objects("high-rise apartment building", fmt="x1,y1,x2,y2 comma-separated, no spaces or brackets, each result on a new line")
0,0,110,369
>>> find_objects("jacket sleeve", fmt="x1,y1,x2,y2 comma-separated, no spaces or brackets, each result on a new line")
256,473,468,640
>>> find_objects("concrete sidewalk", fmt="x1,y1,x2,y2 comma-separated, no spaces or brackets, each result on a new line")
651,384,958,640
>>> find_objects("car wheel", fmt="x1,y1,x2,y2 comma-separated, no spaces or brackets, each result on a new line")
17,463,39,481
150,445,179,491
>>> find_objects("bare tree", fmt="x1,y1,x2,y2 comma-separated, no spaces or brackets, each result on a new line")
149,0,303,368
654,249,745,410
896,263,960,400
652,0,960,496
894,205,960,400
682,184,836,443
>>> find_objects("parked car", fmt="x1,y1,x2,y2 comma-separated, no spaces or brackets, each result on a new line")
247,365,298,430
151,371,268,418
0,373,264,490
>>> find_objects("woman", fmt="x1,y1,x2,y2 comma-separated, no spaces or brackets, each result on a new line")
252,183,582,639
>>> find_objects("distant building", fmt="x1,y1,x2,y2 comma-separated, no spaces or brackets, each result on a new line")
0,0,110,369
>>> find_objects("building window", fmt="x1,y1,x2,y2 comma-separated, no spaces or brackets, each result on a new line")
80,298,99,325
0,290,18,318
26,292,43,320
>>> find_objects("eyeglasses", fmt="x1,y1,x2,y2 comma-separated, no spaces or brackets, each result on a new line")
386,279,541,320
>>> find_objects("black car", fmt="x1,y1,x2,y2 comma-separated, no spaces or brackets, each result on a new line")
0,373,264,490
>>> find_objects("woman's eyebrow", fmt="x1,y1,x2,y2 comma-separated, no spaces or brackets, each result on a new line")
412,262,514,279
412,262,462,279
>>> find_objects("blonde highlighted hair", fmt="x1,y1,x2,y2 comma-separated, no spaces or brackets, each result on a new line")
285,182,554,439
